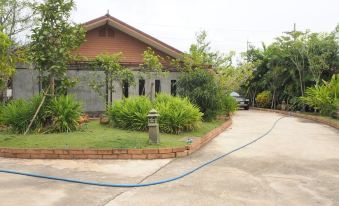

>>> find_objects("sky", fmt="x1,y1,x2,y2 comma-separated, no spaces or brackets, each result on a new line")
71,0,338,58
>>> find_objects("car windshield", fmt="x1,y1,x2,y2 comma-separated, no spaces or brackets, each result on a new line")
230,92,240,97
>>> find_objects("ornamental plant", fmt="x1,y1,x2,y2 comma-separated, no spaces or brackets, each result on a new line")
0,95,83,133
107,94,203,134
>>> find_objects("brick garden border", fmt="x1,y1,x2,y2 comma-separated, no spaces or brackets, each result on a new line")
0,118,232,160
252,107,339,129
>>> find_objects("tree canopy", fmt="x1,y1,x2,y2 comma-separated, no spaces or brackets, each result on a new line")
241,26,338,111
29,0,85,95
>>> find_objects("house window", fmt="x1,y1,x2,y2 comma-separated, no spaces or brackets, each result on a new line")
155,80,161,94
123,81,129,98
171,80,177,96
139,79,145,95
99,28,106,37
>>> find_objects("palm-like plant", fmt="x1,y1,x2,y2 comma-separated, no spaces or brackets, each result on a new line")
46,95,82,132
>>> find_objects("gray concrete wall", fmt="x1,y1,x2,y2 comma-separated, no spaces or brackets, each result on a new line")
12,69,40,100
112,71,181,100
12,68,181,113
67,70,106,113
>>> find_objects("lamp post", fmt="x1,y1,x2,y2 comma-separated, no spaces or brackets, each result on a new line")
147,109,160,144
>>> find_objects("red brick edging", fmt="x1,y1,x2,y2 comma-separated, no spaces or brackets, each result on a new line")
0,119,232,160
252,107,339,129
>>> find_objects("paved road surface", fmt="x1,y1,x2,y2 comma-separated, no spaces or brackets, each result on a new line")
0,110,338,206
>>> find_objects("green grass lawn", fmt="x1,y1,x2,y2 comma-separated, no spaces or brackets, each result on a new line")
0,120,224,149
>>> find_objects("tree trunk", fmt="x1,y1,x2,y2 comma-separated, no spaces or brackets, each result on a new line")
271,90,275,109
24,86,49,135
0,89,4,103
49,74,55,96
150,82,155,101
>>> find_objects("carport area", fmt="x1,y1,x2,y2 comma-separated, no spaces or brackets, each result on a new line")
0,110,338,206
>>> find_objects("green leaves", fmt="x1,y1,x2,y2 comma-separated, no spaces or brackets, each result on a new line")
140,47,164,73
242,26,338,111
256,91,272,108
0,32,16,90
46,95,82,133
300,74,339,117
177,69,225,121
107,94,203,134
0,95,46,133
0,94,82,133
90,53,135,104
29,0,85,93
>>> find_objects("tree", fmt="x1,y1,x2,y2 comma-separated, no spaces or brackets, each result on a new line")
29,0,85,96
0,0,34,102
0,31,15,92
241,26,338,111
177,69,223,121
218,62,254,94
139,47,165,101
176,31,233,121
90,53,134,106
306,32,338,85
0,0,35,41
0,31,25,102
178,31,234,72
276,31,309,99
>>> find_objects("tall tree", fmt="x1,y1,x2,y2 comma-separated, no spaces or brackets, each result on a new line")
29,0,85,96
277,31,308,99
0,32,15,92
0,0,34,101
0,0,35,42
306,32,338,85
178,30,234,72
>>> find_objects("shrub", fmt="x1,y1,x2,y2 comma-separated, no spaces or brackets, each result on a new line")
0,95,82,133
46,95,82,133
300,74,339,117
155,94,203,134
177,69,223,121
108,96,152,131
107,94,202,134
221,94,238,115
0,95,46,133
256,91,271,108
0,103,4,124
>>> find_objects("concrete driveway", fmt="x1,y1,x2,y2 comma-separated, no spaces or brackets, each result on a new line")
0,110,338,206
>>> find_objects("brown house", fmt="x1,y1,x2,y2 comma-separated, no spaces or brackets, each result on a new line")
12,14,183,114
74,14,182,63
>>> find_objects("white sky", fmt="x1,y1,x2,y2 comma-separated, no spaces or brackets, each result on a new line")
71,0,338,56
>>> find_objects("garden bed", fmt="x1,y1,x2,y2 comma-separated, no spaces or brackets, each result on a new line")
0,118,232,159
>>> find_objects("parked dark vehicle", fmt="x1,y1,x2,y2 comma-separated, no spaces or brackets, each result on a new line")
230,92,249,110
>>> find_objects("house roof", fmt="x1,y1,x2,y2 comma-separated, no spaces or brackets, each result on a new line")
83,14,183,59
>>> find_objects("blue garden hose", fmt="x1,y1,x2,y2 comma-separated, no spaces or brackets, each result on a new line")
0,116,285,187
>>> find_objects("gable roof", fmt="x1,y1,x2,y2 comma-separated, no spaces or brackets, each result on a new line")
83,14,183,59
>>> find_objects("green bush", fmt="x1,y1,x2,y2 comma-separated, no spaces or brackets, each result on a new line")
0,103,4,124
108,96,152,131
155,94,202,134
0,95,82,133
46,95,82,133
0,95,46,133
107,94,202,134
177,69,224,121
221,94,238,115
300,74,339,117
256,91,271,108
